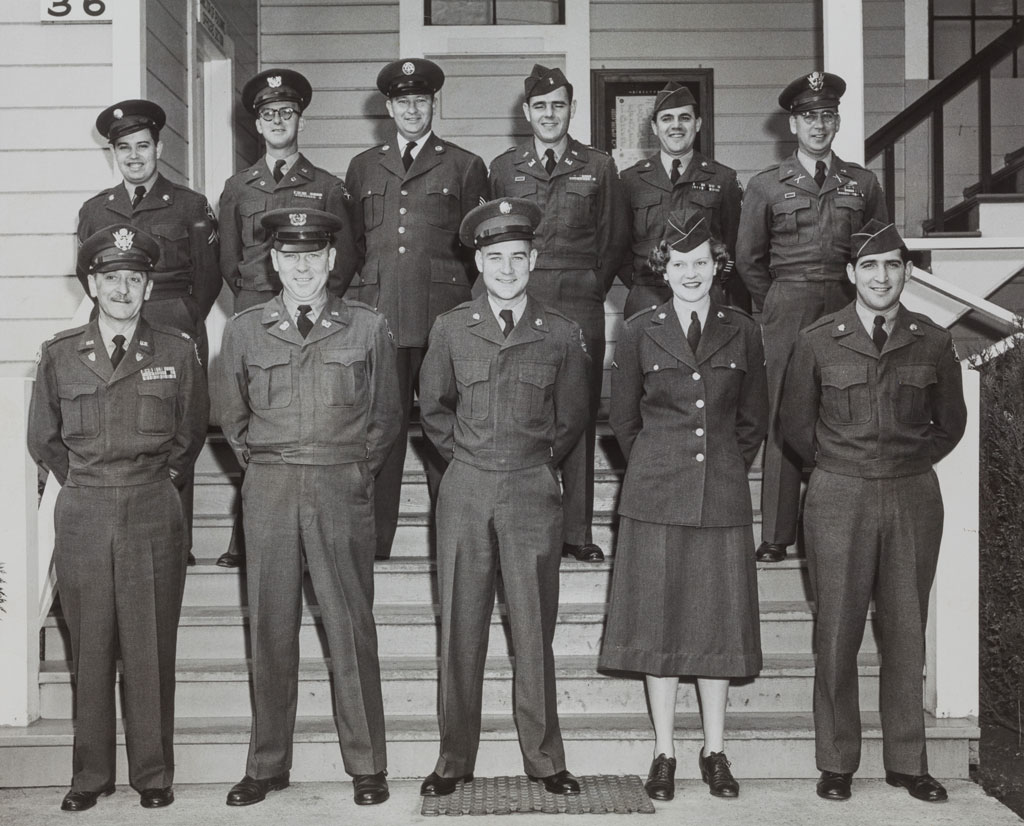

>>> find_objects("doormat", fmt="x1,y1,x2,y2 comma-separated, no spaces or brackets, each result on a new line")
420,775,655,816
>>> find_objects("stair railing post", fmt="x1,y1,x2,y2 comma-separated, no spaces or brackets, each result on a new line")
978,68,993,194
883,144,897,223
931,108,945,232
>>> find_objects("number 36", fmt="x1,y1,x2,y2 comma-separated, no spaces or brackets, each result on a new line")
44,1,108,18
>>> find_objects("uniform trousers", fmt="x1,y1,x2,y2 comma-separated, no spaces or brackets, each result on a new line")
54,479,186,793
804,469,944,776
242,463,387,778
434,460,567,778
760,279,852,545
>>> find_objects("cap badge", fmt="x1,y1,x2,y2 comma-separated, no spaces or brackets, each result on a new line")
499,201,512,214
112,228,135,251
112,108,123,119
402,61,415,75
807,71,825,92
268,75,282,88
289,213,307,226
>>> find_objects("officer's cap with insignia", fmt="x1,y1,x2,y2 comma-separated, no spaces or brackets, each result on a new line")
377,58,445,97
524,64,573,101
779,71,846,113
850,219,909,263
662,210,711,252
96,99,166,142
242,69,313,114
459,198,543,249
262,208,342,252
652,82,697,117
78,224,160,275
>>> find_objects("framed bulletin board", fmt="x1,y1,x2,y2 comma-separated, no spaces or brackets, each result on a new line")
591,69,714,171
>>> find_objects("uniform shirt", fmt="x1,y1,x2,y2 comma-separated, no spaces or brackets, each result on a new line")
854,300,897,337
488,293,527,328
672,295,710,333
78,173,222,317
419,294,591,471
345,132,488,348
781,302,967,478
27,318,209,488
397,132,431,163
618,150,742,288
267,151,300,178
610,301,767,526
97,317,139,358
218,153,358,297
736,151,887,311
217,293,401,471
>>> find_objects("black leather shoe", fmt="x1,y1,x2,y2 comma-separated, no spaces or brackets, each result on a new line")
420,772,473,796
816,770,853,801
216,549,244,568
140,787,174,808
225,772,289,806
885,771,948,802
644,753,676,800
529,769,581,795
755,542,788,562
60,787,114,812
353,771,389,805
699,750,739,798
562,542,605,562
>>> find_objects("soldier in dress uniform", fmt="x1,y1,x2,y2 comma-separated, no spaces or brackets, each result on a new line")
781,220,967,803
78,99,220,564
345,58,488,559
488,64,629,562
618,82,747,317
736,71,888,563
216,208,400,808
28,225,209,812
417,198,590,797
216,68,359,568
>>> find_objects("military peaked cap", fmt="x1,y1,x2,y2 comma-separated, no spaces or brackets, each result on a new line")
96,99,166,142
78,224,160,274
377,58,445,97
262,208,342,251
779,71,846,113
460,198,543,249
242,69,313,114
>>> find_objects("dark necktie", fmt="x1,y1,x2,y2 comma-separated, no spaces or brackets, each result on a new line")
131,186,146,209
402,141,417,172
872,315,888,352
814,160,827,189
686,311,701,353
296,304,314,338
273,159,285,183
499,309,515,338
544,148,557,175
110,334,126,369
670,158,682,184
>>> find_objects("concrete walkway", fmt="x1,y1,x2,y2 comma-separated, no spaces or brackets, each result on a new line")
1,780,1020,825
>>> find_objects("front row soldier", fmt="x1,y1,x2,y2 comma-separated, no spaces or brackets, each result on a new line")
216,209,400,807
28,225,209,812
781,220,967,803
418,199,590,797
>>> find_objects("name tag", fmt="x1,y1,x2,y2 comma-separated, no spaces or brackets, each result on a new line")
514,175,526,182
142,367,177,380
294,191,324,200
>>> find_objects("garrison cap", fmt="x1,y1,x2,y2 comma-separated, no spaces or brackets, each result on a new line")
779,71,846,113
242,69,313,114
78,224,160,275
851,219,906,261
96,99,166,142
460,198,543,249
652,82,697,117
262,208,342,251
662,210,711,253
377,58,445,97
524,64,573,101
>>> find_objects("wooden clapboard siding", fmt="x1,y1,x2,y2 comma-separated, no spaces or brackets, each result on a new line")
147,0,190,185
864,0,906,228
220,1,261,176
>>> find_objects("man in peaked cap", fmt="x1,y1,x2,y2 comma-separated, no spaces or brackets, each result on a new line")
345,57,488,560
488,63,628,564
29,224,209,812
619,81,746,317
78,99,221,564
216,208,400,807
780,220,967,803
215,68,359,568
418,198,590,797
736,70,888,563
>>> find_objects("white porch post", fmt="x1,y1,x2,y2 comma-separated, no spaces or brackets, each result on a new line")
823,0,866,165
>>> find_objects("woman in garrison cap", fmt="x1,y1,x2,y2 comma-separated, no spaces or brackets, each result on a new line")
599,210,767,801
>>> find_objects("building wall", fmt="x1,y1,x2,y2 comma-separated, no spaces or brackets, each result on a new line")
147,0,191,185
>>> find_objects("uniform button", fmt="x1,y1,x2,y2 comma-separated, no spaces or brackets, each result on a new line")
652,364,659,371
692,372,700,380
399,207,407,215
401,190,409,196
398,226,406,234
695,399,705,408
695,453,705,462
695,427,704,437
399,246,406,254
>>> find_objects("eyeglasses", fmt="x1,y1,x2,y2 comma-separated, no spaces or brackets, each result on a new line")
797,111,838,126
259,107,298,122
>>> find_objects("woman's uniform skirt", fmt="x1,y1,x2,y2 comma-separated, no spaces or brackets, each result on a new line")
599,517,762,678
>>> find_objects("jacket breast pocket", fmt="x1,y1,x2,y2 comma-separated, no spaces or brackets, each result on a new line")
502,176,538,199
137,381,177,435
821,363,871,424
688,187,722,215
454,358,491,420
630,188,663,241
361,182,386,230
426,182,461,229
563,180,598,228
58,383,100,439
833,193,866,243
150,222,190,271
896,364,937,424
240,200,267,247
771,196,812,245
514,361,558,423
710,350,747,401
318,347,367,407
246,349,293,410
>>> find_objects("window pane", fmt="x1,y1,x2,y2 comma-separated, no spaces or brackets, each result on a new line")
933,20,974,76
975,1,1016,17
933,0,973,15
427,0,564,25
